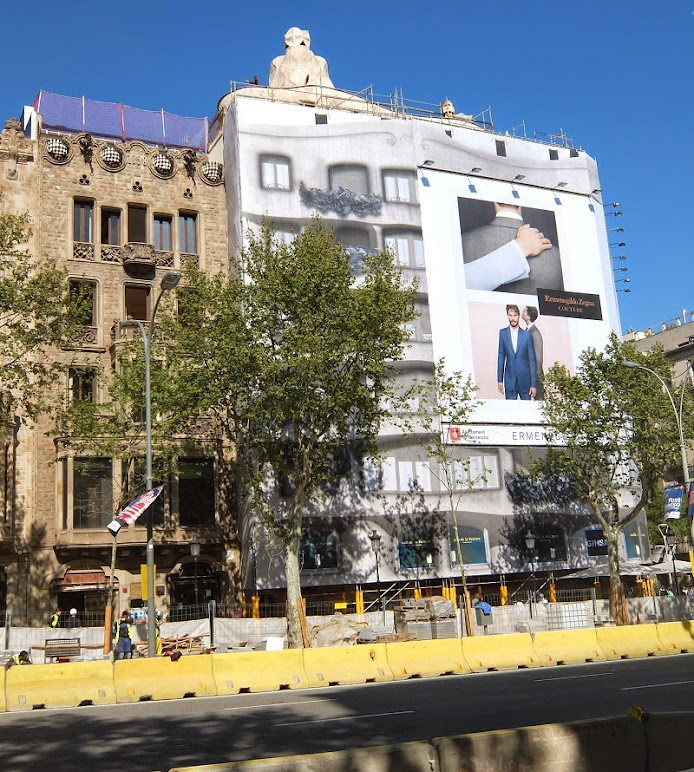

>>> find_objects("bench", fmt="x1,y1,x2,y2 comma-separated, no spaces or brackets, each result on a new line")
44,638,81,663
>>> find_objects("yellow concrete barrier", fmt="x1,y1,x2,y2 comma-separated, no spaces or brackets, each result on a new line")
168,741,437,771
433,716,647,772
0,669,5,712
302,643,392,687
386,638,472,679
114,655,217,703
213,650,309,695
596,624,668,660
532,628,607,666
462,632,545,672
5,660,116,711
655,620,694,654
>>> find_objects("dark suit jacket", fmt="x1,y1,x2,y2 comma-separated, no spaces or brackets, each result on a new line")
497,326,537,395
528,324,544,399
462,216,563,294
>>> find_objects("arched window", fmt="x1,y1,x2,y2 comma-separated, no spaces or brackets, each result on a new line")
449,524,487,566
300,526,339,570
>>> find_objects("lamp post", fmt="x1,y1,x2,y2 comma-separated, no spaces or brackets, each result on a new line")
658,523,679,594
190,537,201,607
525,530,537,602
370,529,385,624
119,269,181,656
622,361,691,574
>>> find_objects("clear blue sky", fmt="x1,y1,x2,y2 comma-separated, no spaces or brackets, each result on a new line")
3,1,692,333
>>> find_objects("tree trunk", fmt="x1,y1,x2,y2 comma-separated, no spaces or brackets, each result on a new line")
284,529,304,648
606,527,628,625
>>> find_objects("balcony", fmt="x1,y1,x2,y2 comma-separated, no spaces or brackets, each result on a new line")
73,242,95,261
121,242,156,274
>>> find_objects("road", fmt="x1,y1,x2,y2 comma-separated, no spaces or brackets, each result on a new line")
3,654,694,771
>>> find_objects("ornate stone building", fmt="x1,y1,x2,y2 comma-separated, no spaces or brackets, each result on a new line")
0,95,234,621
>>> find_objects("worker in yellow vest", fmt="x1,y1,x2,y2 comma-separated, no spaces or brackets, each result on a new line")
5,650,32,670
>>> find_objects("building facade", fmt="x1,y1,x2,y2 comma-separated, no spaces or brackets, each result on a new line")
0,28,646,620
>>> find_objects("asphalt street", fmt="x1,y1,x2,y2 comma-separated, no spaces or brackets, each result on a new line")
3,653,694,771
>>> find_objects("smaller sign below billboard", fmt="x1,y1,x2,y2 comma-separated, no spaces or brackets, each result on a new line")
537,288,603,321
445,423,551,446
585,528,608,556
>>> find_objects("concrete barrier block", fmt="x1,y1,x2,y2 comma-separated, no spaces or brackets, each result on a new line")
655,621,694,654
434,716,647,772
168,740,438,771
596,624,668,661
5,660,116,711
302,643,393,687
462,632,545,672
643,711,694,772
213,650,309,694
0,669,6,712
386,638,471,679
532,628,607,666
114,655,216,703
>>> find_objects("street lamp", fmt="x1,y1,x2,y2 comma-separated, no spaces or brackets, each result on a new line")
119,269,181,656
658,523,679,594
622,360,691,583
525,530,537,601
189,537,201,607
369,529,385,624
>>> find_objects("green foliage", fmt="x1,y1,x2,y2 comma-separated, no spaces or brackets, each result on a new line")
0,210,82,425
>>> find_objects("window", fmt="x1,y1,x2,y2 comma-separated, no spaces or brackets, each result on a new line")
179,459,215,526
449,524,488,566
101,208,120,245
534,528,567,562
153,215,172,251
624,524,643,560
69,279,96,326
73,457,113,529
383,170,418,204
300,524,338,570
375,457,431,492
315,114,328,125
384,231,425,268
329,164,368,194
260,156,291,190
179,213,197,254
495,140,507,157
127,204,147,243
336,226,371,274
73,200,93,242
272,223,296,246
68,367,96,403
449,454,499,490
399,529,435,570
124,285,150,321
398,460,432,492
549,148,559,161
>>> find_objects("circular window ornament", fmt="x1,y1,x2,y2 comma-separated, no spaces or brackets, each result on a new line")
152,152,175,178
201,160,223,185
45,137,70,163
99,145,124,170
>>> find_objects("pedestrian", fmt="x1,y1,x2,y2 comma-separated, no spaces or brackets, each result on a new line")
65,607,80,628
113,611,134,660
537,592,549,604
5,650,32,670
48,609,62,628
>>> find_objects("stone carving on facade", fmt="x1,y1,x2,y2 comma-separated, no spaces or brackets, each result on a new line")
0,118,34,179
269,28,334,89
78,133,94,172
299,182,382,217
150,151,176,179
181,149,197,185
121,242,156,272
97,144,126,172
200,160,223,185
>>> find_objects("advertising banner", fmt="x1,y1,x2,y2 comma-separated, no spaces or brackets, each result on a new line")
664,484,685,520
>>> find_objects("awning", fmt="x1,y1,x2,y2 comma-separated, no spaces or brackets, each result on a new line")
54,570,116,592
559,560,692,580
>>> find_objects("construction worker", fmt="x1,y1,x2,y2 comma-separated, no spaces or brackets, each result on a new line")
48,609,61,628
113,611,134,660
5,650,32,670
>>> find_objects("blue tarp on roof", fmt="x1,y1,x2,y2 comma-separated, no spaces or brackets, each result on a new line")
34,91,208,151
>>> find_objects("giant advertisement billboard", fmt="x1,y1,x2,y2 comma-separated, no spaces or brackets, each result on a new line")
419,167,620,433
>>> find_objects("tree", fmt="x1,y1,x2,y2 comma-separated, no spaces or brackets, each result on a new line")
63,217,417,647
0,210,81,427
531,335,690,624
398,360,480,634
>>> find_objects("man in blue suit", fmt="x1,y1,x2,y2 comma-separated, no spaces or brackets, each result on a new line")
497,304,537,400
